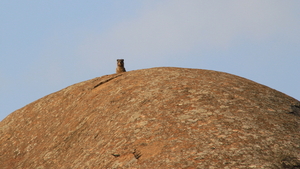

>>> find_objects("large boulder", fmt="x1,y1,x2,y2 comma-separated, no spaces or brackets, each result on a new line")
1,67,300,168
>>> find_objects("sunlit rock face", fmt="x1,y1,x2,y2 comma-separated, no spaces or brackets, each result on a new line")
1,67,300,168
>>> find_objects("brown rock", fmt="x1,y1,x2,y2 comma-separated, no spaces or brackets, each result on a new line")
1,67,300,168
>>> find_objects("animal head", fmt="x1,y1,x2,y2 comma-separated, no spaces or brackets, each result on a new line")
117,59,124,67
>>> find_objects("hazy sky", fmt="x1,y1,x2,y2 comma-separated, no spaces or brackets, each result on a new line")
1,1,299,120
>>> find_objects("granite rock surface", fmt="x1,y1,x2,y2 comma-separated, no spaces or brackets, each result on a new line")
1,67,300,168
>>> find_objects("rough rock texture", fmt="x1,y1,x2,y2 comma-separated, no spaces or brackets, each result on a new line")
1,67,300,169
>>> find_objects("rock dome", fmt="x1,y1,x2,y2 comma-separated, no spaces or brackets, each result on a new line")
1,67,300,168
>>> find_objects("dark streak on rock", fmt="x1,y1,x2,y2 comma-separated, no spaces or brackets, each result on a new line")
111,154,120,157
133,149,142,159
281,156,300,169
289,104,300,117
93,74,123,89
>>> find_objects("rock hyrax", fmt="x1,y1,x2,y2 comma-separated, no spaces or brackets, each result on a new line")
116,59,126,73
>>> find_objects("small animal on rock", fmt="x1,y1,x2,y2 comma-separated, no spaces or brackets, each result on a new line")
116,59,126,73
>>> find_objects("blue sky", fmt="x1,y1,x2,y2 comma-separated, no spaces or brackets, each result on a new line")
1,0,299,120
